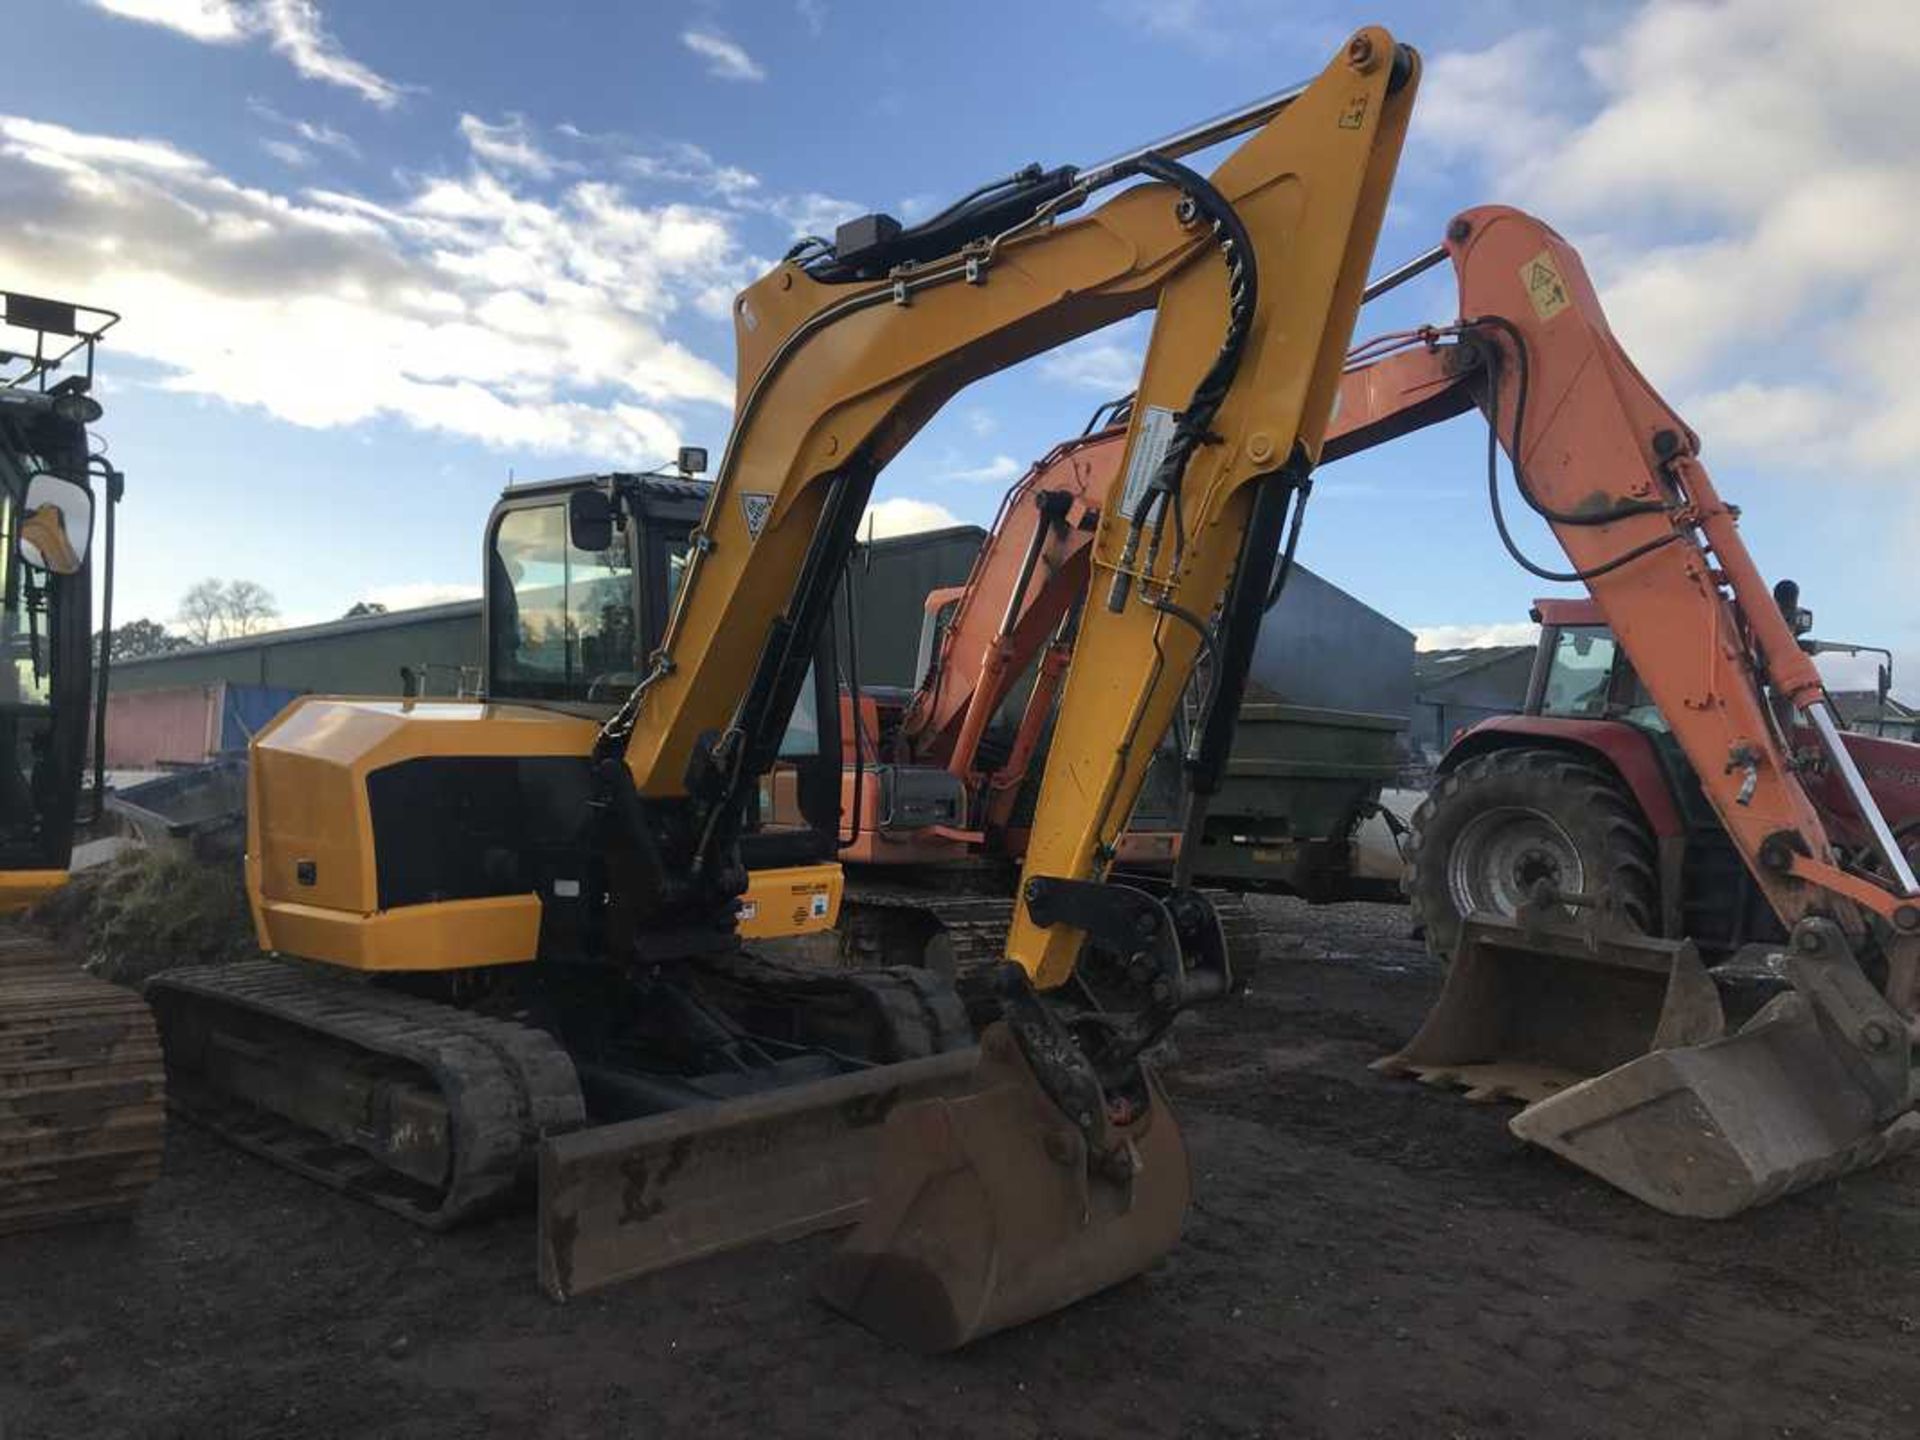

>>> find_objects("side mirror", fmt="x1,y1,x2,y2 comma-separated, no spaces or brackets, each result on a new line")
17,472,92,575
568,488,614,553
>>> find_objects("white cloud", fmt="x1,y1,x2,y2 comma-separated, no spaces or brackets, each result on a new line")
1039,323,1146,395
260,137,312,167
766,191,865,241
459,113,567,178
92,0,411,107
682,30,766,83
938,455,1021,485
861,497,960,539
962,407,997,439
1419,1,1920,473
249,99,359,159
0,113,751,462
1414,622,1539,652
796,0,827,36
94,0,244,42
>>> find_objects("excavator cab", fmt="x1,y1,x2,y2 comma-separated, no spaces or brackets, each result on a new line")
480,468,848,937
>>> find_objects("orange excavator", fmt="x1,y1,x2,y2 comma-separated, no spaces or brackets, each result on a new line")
1301,205,1920,1216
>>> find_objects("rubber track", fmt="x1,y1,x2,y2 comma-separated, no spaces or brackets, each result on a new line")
0,929,165,1235
147,961,583,1230
842,885,1264,982
707,946,974,1058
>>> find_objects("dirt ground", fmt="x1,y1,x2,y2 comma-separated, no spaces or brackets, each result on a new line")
8,896,1920,1439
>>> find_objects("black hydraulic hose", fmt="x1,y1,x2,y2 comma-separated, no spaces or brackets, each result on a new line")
1128,152,1259,529
1472,317,1682,583
1263,475,1312,612
839,560,863,848
1106,151,1259,613
91,462,121,821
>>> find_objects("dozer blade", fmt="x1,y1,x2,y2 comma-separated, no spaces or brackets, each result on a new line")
1374,909,1725,1102
814,1021,1189,1353
1512,921,1920,1217
538,1047,977,1301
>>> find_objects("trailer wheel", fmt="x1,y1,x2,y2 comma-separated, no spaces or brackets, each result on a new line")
1407,748,1659,962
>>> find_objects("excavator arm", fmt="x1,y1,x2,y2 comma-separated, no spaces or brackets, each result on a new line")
1327,205,1920,962
579,31,1418,1348
1321,204,1920,1216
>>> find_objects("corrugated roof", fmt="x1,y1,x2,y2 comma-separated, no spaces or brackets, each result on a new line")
1413,645,1534,688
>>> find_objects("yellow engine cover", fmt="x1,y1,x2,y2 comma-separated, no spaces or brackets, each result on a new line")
247,696,841,972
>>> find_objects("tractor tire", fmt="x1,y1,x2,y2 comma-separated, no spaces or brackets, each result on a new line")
1407,747,1659,963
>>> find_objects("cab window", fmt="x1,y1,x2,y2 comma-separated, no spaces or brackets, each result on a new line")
1540,625,1617,719
488,503,637,701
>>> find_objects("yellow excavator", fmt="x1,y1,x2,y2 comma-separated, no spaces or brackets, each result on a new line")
1,291,165,1234
146,29,1418,1350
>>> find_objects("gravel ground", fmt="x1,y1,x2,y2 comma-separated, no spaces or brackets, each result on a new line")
7,895,1920,1439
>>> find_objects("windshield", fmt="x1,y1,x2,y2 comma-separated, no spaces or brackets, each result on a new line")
488,502,638,702
1540,625,1617,719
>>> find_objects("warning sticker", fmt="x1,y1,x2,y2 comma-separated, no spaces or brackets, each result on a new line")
739,899,759,922
1521,250,1571,322
1338,92,1370,130
809,892,831,919
1119,405,1177,521
740,491,774,540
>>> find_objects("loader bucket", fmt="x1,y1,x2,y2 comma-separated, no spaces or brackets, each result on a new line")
538,1047,978,1300
1512,991,1920,1215
1373,910,1725,1102
814,1021,1189,1353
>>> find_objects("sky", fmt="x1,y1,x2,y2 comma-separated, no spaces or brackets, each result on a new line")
5,0,1918,691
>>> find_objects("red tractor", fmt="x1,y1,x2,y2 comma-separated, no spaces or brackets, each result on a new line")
1407,595,1920,962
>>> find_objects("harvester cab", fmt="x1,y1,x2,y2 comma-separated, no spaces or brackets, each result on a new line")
1322,206,1920,1217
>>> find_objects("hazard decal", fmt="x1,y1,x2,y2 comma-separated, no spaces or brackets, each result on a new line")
740,491,774,540
1521,251,1570,322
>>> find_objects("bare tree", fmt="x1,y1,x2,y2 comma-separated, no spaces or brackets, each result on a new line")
224,580,279,637
177,578,227,646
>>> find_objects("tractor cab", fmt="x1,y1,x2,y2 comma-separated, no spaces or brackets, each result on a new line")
1524,598,1666,733
0,292,117,909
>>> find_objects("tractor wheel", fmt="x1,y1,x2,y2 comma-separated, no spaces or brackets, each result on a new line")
1407,747,1659,963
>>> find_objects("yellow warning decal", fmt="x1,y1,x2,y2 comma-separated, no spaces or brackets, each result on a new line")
1521,250,1571,322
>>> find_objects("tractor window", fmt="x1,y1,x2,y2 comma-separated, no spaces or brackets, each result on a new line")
488,503,637,702
1540,626,1617,719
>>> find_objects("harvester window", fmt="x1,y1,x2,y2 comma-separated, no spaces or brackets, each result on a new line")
488,502,637,702
1540,625,1617,719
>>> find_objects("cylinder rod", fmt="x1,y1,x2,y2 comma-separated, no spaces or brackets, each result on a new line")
1807,701,1920,896
1362,244,1448,303
1078,77,1313,186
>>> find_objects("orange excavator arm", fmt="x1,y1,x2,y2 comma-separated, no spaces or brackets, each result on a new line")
1315,205,1920,1219
899,417,1123,797
1326,205,1920,979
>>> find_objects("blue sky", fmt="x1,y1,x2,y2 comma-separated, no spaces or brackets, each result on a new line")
7,0,1917,688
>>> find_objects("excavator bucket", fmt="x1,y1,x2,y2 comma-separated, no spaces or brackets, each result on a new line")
1374,908,1726,1103
1511,919,1920,1217
538,1048,978,1300
814,1021,1189,1353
